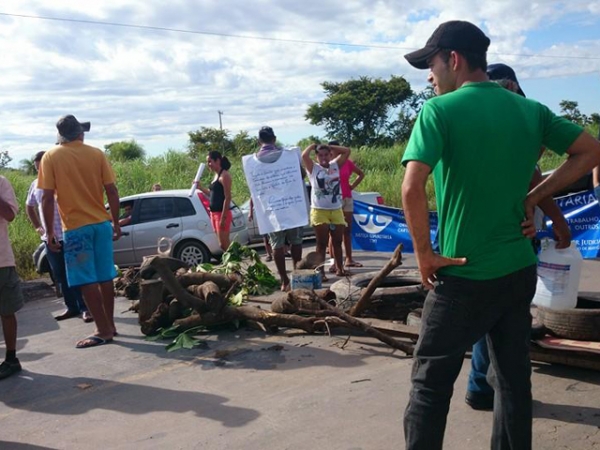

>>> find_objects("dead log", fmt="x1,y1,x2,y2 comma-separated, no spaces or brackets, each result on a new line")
177,272,240,291
139,279,165,324
272,288,337,314
148,256,214,312
349,243,405,317
317,297,414,355
173,313,204,331
228,306,323,333
168,299,184,323
186,281,225,313
140,303,170,336
295,251,325,270
139,256,190,280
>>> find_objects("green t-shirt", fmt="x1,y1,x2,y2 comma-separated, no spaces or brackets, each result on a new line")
402,82,583,280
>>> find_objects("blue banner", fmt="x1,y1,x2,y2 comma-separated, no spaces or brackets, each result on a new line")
352,190,600,258
351,201,437,253
540,189,600,259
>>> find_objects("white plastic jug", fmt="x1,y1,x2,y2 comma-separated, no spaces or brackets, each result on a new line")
532,239,583,310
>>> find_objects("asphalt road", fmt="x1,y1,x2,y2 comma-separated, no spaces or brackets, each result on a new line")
1,247,599,449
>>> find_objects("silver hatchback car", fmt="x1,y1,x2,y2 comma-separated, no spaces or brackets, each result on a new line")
33,189,249,273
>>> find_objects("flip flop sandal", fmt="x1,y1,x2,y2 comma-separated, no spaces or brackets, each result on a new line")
76,336,113,349
345,261,363,267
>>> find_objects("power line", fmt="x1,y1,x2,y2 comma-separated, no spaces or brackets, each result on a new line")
1,11,600,61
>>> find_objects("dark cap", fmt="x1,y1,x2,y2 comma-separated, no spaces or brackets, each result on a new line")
56,114,91,143
33,151,45,162
487,63,525,97
258,126,276,142
404,20,491,69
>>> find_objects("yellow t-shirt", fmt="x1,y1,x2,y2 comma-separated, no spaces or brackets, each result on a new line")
38,141,116,231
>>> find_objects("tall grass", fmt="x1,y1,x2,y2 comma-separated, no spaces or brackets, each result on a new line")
1,136,591,279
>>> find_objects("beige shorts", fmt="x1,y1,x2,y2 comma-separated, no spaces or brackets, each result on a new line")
341,197,354,213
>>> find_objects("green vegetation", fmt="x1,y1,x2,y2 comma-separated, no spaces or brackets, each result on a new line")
2,98,596,282
104,140,146,162
305,76,415,147
2,140,575,280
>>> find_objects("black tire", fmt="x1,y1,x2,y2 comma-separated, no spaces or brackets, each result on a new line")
536,297,600,341
174,240,211,267
330,268,425,319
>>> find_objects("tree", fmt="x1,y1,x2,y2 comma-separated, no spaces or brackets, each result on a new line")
305,75,413,147
589,113,600,140
559,100,588,126
0,150,12,169
104,140,146,162
188,127,234,159
388,86,435,143
19,157,36,175
231,130,257,155
297,135,323,149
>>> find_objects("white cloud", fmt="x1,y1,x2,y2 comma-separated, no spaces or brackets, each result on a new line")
0,0,599,165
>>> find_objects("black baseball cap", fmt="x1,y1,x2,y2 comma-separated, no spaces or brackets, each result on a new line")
258,126,276,142
56,114,91,143
405,20,491,69
487,63,525,97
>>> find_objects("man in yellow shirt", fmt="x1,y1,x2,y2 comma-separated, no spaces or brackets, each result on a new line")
38,115,122,348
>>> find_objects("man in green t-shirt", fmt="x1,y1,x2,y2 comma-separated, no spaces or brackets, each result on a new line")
401,20,600,450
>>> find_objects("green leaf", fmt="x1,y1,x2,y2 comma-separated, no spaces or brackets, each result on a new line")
197,263,214,272
183,325,208,335
145,333,163,341
166,338,184,352
229,290,245,307
159,324,182,339
166,333,207,352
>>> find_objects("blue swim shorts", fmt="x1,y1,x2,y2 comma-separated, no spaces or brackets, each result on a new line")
63,221,117,287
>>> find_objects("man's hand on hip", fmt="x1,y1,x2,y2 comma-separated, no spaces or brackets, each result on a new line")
416,252,467,290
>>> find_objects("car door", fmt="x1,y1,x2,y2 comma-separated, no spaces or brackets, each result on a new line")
130,197,183,263
113,200,137,267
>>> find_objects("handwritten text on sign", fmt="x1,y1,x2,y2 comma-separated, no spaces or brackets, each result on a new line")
242,149,309,234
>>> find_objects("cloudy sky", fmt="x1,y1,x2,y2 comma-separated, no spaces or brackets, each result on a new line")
1,0,599,166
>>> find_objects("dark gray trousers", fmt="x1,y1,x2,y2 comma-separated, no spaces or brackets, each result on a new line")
404,264,537,450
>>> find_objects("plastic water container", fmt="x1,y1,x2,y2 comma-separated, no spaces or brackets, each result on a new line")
290,270,322,290
532,239,583,310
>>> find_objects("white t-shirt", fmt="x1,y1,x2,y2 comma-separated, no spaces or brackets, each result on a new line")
26,178,63,241
0,176,18,268
309,161,342,210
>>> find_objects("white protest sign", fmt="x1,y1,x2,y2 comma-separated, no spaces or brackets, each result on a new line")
242,148,308,234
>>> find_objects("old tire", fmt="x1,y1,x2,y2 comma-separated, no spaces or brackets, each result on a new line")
330,269,425,320
174,240,211,267
536,296,600,341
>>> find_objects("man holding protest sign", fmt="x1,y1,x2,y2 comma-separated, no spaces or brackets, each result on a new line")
244,126,307,291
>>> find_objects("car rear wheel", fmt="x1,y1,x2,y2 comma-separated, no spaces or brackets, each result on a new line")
174,240,211,266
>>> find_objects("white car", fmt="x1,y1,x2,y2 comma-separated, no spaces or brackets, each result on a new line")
34,190,249,272
241,190,384,243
